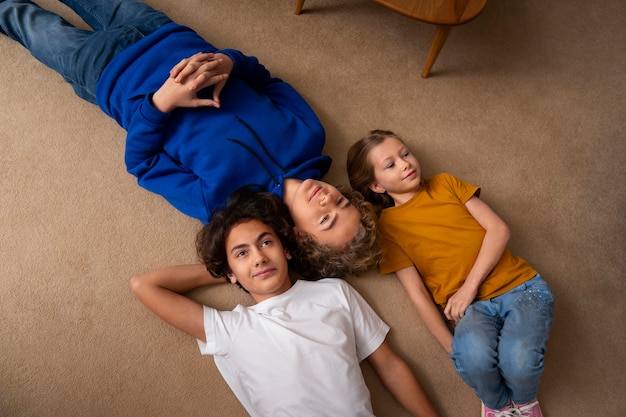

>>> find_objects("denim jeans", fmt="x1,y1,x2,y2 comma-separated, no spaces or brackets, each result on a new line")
450,274,554,409
0,0,172,103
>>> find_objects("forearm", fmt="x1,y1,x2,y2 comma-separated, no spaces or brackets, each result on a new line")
463,223,510,290
462,196,511,290
369,342,441,417
416,302,454,354
130,264,222,341
396,268,453,353
131,264,220,294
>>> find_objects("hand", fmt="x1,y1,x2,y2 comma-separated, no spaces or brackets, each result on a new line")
443,282,478,322
152,52,233,112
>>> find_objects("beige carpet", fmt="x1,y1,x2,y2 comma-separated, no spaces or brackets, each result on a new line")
1,0,624,416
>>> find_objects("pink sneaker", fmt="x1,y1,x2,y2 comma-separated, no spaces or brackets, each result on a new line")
515,399,543,417
481,402,521,417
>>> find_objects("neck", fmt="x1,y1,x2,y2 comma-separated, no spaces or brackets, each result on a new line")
389,185,421,206
282,178,302,209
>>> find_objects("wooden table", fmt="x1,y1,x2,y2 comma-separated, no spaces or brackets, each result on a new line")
294,0,488,78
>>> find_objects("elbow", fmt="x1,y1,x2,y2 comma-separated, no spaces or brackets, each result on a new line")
129,274,145,298
500,222,511,244
490,218,511,245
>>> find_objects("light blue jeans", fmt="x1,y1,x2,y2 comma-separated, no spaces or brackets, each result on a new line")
0,0,172,103
450,274,554,409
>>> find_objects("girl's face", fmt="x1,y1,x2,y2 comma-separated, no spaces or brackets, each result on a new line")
286,179,361,247
368,136,421,203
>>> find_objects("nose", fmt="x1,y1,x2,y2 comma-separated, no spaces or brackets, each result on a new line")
319,192,329,206
250,247,268,267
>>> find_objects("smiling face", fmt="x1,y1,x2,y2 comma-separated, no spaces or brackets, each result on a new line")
285,179,361,247
368,136,422,205
226,219,293,303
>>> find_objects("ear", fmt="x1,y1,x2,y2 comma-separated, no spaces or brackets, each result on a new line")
369,182,386,194
284,249,292,260
293,226,307,244
226,272,238,285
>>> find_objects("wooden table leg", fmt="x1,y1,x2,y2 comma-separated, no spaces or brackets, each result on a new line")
422,25,452,78
294,0,305,14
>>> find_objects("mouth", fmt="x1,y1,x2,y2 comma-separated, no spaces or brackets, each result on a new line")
254,268,276,279
309,186,322,201
404,170,416,180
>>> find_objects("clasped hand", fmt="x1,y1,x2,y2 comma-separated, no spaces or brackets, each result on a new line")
151,52,233,113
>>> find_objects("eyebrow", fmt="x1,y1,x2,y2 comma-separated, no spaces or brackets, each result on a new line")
229,231,273,253
323,200,352,231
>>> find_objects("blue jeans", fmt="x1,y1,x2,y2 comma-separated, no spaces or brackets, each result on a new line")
0,0,172,103
450,275,554,409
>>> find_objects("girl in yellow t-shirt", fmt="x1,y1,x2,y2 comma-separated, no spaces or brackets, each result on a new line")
347,130,554,417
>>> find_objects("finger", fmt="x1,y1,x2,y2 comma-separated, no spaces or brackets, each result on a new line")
172,52,215,82
183,59,223,88
192,59,224,82
212,76,228,103
190,98,220,108
176,61,202,83
170,56,192,79
189,73,228,92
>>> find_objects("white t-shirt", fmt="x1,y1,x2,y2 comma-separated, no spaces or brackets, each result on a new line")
197,278,390,417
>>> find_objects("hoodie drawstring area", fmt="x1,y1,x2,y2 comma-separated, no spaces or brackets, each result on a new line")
227,116,285,188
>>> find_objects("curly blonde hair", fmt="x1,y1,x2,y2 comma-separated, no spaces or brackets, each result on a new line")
292,186,382,279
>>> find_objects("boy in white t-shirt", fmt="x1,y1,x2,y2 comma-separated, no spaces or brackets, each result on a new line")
131,187,440,417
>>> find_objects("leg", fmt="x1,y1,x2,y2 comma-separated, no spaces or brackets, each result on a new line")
450,300,510,410
421,25,452,78
0,0,166,103
60,0,171,35
294,0,305,14
497,275,554,404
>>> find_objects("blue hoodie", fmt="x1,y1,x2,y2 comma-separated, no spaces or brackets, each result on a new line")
96,23,330,223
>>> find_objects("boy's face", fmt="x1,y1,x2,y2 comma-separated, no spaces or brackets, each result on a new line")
226,219,292,303
287,179,361,247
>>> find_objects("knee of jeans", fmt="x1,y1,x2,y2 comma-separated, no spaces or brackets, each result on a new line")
451,333,497,374
499,344,546,379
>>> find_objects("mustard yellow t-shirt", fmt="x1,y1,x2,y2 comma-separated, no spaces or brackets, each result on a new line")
378,173,537,307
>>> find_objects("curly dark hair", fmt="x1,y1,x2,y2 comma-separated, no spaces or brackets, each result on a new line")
292,186,382,280
196,186,298,283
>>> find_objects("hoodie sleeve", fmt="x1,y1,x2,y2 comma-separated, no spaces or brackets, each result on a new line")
123,95,210,223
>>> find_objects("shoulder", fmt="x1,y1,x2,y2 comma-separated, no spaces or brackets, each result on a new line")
430,173,479,201
429,172,461,187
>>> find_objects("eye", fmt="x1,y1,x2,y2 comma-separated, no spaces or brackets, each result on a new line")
235,250,247,258
320,215,329,225
261,239,272,247
385,162,395,169
337,197,344,205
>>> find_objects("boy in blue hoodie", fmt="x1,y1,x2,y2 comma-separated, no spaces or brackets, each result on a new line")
0,0,381,278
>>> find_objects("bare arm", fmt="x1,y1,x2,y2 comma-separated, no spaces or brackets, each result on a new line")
367,340,441,417
396,266,453,354
443,196,511,322
130,264,225,341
